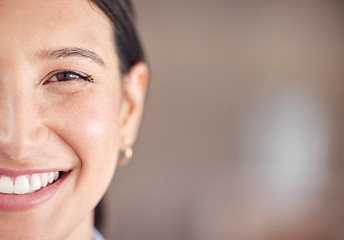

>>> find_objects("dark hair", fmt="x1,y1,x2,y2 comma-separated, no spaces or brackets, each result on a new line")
90,0,145,75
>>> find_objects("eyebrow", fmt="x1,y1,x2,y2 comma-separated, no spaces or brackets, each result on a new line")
37,47,105,67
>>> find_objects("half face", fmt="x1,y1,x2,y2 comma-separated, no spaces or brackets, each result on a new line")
0,0,145,239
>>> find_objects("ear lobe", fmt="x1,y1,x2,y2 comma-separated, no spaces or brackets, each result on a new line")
119,62,149,149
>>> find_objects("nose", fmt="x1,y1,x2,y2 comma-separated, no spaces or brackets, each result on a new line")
0,88,49,160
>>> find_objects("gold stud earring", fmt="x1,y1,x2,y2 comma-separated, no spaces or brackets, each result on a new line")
118,138,133,166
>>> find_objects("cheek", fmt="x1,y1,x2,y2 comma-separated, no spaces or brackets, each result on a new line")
44,89,121,191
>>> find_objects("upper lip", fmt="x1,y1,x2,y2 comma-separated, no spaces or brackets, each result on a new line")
0,168,70,177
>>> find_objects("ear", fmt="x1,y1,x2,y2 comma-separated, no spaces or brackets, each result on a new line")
118,62,149,163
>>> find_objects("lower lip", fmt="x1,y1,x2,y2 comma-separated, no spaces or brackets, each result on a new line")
0,172,69,212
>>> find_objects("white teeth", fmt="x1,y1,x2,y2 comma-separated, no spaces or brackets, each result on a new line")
30,174,41,191
48,172,54,184
0,171,61,195
40,173,48,187
54,171,59,181
0,176,14,194
14,176,30,194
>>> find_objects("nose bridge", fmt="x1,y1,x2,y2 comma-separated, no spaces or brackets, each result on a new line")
0,82,49,160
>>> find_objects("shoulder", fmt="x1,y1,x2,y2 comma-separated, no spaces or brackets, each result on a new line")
93,228,105,240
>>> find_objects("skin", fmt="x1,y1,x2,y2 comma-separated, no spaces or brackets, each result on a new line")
0,0,148,239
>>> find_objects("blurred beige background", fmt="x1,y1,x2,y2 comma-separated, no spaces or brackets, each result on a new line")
101,1,344,239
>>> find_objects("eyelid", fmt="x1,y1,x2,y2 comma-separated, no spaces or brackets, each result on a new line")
42,69,94,85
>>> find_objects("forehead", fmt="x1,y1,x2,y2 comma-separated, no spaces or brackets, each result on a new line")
0,0,115,63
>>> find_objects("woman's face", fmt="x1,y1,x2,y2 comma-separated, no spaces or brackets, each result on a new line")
0,0,146,239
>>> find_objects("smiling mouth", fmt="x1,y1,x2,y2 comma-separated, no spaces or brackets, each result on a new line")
0,171,65,195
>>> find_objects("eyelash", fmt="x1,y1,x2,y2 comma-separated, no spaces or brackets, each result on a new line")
44,70,93,84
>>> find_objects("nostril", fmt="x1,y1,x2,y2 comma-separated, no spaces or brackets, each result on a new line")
0,127,50,160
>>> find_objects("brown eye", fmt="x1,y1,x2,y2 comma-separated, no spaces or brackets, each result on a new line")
44,70,93,84
52,72,81,82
